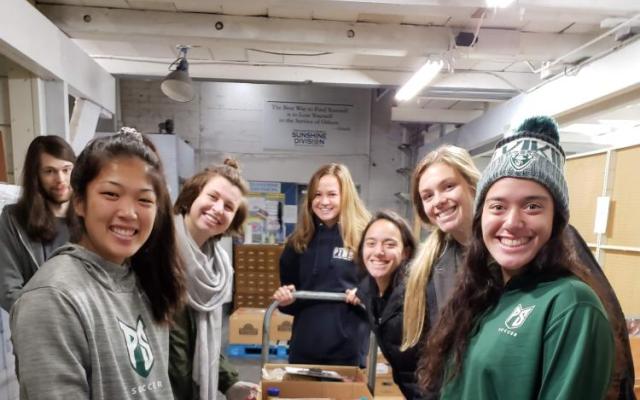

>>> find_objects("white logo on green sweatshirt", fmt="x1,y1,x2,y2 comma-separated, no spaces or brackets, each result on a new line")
504,304,535,329
118,316,155,377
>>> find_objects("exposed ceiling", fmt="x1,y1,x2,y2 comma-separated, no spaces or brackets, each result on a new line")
31,0,640,149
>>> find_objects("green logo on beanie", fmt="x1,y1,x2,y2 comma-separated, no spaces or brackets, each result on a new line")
118,316,155,377
508,151,537,171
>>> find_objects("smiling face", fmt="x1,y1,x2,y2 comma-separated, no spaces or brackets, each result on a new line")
418,162,475,244
311,174,341,226
38,152,73,205
362,219,407,294
185,175,243,247
74,156,157,265
481,178,554,283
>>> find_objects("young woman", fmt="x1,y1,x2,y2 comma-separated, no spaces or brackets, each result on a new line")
10,131,185,399
403,141,634,399
401,145,480,356
273,163,371,366
345,210,427,399
169,159,259,400
419,116,619,399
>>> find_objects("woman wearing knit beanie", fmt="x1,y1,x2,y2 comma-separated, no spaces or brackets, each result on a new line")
417,116,623,400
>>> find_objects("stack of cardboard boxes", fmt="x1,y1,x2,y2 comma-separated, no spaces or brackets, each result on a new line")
229,244,293,349
233,244,283,309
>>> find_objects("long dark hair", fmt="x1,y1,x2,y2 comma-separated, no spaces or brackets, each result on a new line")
14,135,76,242
418,204,623,395
355,210,417,269
173,158,249,241
69,132,185,323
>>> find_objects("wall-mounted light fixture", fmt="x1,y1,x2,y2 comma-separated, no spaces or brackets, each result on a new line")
395,59,444,102
161,45,194,103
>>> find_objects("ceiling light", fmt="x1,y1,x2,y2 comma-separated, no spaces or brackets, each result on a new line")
395,60,443,102
486,0,515,8
161,45,194,103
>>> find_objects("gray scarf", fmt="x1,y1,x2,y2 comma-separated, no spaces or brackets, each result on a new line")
174,214,234,400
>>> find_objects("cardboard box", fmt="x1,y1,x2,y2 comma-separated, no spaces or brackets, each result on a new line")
270,309,294,342
374,376,403,398
228,307,294,345
228,307,265,344
235,271,279,294
234,293,274,309
262,363,372,399
234,244,283,273
630,336,639,385
367,348,403,398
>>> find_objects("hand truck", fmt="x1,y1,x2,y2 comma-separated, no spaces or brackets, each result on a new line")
260,290,378,394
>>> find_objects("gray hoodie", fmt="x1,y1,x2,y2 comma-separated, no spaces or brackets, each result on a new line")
0,204,46,311
10,244,174,400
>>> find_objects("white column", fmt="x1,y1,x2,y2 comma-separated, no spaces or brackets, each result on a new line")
42,80,70,140
69,98,101,154
7,62,40,181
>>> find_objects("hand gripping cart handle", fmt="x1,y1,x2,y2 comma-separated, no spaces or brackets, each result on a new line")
260,290,378,394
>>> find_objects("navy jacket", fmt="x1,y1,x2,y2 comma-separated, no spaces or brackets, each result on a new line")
279,222,369,366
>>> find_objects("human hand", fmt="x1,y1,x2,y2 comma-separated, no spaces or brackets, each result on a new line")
345,288,361,306
225,381,260,400
273,285,296,306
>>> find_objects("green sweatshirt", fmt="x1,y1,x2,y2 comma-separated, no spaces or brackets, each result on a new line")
440,275,614,400
10,244,174,399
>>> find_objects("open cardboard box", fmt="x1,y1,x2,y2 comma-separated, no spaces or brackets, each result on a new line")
261,363,373,399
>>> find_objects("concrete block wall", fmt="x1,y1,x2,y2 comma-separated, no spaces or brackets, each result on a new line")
368,90,412,214
119,79,201,149
120,79,407,214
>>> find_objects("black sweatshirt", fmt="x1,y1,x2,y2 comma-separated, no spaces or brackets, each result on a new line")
279,221,369,366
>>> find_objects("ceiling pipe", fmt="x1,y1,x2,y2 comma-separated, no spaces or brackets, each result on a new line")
532,13,640,75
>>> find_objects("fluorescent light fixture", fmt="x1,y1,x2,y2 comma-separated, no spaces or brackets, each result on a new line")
395,60,443,102
486,0,515,8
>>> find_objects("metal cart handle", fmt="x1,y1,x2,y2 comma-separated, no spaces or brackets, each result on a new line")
261,290,378,394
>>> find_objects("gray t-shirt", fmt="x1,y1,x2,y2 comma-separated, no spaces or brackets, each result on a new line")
427,239,464,325
42,218,69,260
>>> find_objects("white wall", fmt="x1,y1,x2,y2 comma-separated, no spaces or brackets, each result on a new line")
120,80,409,214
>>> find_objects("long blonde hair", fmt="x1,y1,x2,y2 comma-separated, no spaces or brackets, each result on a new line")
401,145,480,350
288,163,371,253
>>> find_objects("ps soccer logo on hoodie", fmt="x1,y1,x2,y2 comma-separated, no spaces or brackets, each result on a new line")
118,316,155,377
